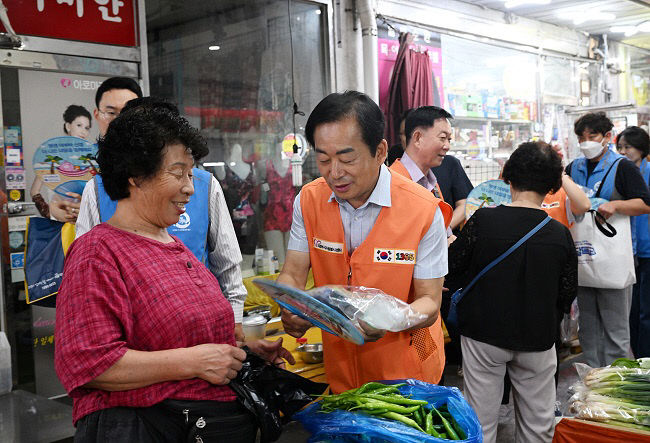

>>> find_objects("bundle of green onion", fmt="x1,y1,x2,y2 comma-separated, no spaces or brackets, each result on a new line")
570,358,650,431
319,382,467,440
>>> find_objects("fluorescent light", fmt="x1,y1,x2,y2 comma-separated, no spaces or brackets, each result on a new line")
208,45,221,51
559,9,615,25
610,25,638,37
638,21,650,33
203,162,225,167
504,0,551,8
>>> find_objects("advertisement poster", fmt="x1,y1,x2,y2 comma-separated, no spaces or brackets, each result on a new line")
19,70,108,208
377,22,444,113
18,70,109,398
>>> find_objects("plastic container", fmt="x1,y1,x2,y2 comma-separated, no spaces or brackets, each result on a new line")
0,331,12,395
242,314,268,340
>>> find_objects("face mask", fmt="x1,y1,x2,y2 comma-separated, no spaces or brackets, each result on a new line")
580,140,606,159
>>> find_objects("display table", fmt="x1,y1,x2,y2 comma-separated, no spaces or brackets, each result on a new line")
266,324,326,384
0,390,75,442
553,418,650,443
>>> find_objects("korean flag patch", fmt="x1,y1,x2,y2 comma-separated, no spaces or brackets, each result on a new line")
374,248,393,263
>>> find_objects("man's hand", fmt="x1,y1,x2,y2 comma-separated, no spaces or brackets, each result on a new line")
280,308,312,338
245,337,296,369
49,192,82,223
597,201,618,219
358,319,387,343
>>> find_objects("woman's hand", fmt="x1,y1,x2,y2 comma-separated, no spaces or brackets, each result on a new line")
189,343,246,385
245,337,296,369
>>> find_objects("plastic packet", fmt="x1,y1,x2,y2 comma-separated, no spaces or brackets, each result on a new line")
560,299,579,345
230,348,329,443
294,379,482,443
568,362,650,431
308,285,428,333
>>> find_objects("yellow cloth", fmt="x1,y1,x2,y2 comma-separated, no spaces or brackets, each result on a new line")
243,270,315,317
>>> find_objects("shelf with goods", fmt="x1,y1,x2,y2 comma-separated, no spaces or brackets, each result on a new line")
450,116,536,186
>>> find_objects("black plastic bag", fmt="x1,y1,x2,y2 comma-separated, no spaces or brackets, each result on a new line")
230,347,328,443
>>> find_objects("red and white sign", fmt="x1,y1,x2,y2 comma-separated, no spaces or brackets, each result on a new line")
0,0,137,46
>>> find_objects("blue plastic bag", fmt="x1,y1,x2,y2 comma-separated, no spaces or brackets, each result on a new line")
294,379,482,443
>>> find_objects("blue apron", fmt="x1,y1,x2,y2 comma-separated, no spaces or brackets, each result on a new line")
96,167,211,264
570,149,623,200
632,159,650,258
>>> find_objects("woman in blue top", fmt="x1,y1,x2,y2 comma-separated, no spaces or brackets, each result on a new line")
617,126,650,358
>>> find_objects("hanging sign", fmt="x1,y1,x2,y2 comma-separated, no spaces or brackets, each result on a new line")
0,0,137,46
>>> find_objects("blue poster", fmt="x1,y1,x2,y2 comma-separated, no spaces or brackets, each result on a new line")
32,136,97,197
465,179,512,219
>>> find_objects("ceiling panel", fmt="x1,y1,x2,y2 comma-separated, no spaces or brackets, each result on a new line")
464,0,650,49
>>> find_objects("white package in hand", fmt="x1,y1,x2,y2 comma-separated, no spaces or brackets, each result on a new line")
308,285,428,333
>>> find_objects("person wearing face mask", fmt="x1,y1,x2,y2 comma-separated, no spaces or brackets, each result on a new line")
617,126,650,359
565,113,650,368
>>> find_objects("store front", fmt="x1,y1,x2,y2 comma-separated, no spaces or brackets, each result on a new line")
0,1,145,399
146,0,332,273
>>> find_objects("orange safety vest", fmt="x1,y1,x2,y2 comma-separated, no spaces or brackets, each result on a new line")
389,159,454,228
301,172,446,392
542,188,571,228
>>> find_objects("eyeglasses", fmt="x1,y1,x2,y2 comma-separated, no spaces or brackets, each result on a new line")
97,108,119,121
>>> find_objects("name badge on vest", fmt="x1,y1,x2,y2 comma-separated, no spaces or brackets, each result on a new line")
374,248,416,264
541,202,560,209
313,238,344,254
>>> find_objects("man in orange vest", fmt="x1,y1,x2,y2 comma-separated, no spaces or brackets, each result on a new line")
278,91,450,392
389,106,454,230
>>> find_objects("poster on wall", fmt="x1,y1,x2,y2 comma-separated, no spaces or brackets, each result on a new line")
18,70,109,209
377,22,444,112
18,70,110,398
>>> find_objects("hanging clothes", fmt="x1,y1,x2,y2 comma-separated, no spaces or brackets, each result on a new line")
386,32,435,147
221,166,258,255
263,159,295,233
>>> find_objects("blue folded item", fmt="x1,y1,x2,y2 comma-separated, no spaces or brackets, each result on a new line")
294,379,482,443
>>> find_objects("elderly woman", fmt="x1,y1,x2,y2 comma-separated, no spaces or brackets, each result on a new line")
447,141,577,443
55,103,293,442
617,126,650,359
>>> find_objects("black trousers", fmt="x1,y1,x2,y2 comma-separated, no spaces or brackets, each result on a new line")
74,399,257,443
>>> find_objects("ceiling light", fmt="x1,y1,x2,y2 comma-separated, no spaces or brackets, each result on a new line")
208,45,221,51
611,26,638,37
203,162,225,167
638,21,650,33
562,10,616,25
315,9,321,15
504,0,551,8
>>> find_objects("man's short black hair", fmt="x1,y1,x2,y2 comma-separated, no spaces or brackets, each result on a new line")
97,100,208,200
95,77,143,108
405,106,453,146
502,141,563,195
305,91,384,156
618,126,650,157
574,112,614,137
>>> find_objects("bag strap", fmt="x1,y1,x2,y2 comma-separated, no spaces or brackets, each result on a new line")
595,157,623,198
461,215,552,296
591,209,617,237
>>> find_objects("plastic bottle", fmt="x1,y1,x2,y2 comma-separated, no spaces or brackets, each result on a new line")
272,255,279,274
0,331,12,395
